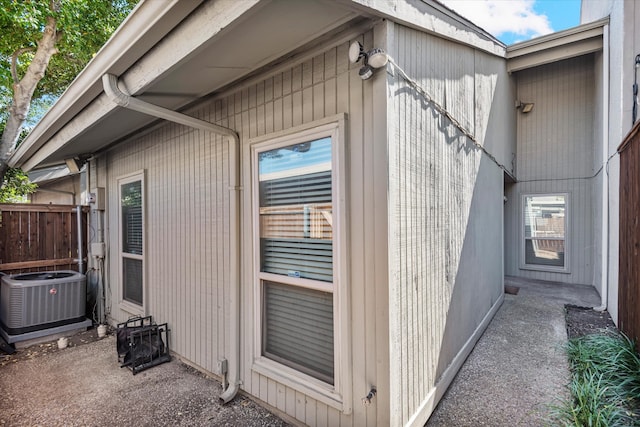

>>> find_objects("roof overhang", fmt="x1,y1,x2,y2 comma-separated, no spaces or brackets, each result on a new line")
506,18,609,73
10,0,363,171
10,0,508,172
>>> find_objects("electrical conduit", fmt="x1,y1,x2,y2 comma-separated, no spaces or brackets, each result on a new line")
102,74,242,403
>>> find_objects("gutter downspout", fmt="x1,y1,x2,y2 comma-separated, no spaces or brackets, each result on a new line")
102,74,242,402
596,24,610,312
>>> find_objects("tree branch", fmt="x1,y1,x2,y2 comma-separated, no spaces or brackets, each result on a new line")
11,47,35,84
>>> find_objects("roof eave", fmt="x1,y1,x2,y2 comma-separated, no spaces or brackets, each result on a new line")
9,0,205,169
506,18,609,73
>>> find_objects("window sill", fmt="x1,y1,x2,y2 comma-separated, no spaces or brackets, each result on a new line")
252,357,348,413
519,264,571,274
119,300,145,317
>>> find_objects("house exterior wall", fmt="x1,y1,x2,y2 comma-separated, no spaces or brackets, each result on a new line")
98,27,390,426
386,23,509,426
504,55,598,285
581,0,640,323
103,120,232,373
29,175,81,205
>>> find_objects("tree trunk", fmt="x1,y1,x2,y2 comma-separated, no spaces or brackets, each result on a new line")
0,15,59,180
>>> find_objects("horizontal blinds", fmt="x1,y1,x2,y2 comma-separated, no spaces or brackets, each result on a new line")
260,170,332,207
260,169,333,282
122,205,143,255
261,238,332,282
123,257,143,305
263,281,334,384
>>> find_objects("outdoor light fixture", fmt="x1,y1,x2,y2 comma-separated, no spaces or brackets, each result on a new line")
515,100,535,114
348,41,389,80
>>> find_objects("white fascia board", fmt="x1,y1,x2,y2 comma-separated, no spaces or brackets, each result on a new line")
506,18,608,72
343,0,506,57
10,0,204,168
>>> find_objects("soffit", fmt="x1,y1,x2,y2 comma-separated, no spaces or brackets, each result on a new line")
15,0,358,170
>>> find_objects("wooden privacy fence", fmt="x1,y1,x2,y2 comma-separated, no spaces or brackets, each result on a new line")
0,204,88,275
618,121,640,353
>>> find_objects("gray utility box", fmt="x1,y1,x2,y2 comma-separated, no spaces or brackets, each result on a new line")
0,270,92,343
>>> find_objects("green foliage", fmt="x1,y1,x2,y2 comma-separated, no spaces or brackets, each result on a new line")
551,332,640,426
0,0,137,124
0,167,37,203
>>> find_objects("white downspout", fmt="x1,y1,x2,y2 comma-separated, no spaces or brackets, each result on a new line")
596,24,610,312
102,73,242,402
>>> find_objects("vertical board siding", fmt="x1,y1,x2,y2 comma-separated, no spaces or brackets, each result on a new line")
106,121,230,374
505,55,597,285
104,32,389,426
619,125,640,353
388,25,505,426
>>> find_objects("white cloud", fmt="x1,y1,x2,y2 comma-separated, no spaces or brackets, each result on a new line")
440,0,553,40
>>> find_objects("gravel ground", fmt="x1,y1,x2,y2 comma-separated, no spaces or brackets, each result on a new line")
0,278,611,427
0,332,290,427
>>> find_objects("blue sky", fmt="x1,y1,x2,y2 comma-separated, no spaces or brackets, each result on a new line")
440,0,582,45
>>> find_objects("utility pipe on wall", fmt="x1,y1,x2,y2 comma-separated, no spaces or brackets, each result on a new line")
76,205,84,274
596,24,610,312
102,74,242,402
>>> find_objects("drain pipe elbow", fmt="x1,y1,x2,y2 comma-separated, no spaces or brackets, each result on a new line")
219,380,240,404
102,74,131,108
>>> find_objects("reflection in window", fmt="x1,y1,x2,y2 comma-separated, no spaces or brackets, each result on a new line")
257,137,335,384
523,194,566,268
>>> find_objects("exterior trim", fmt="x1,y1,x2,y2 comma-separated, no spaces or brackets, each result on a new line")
519,193,570,274
117,169,146,316
507,18,608,72
249,115,351,413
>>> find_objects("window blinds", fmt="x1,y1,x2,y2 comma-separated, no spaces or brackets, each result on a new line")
263,281,334,384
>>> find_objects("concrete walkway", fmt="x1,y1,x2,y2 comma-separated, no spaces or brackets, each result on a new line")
427,276,601,426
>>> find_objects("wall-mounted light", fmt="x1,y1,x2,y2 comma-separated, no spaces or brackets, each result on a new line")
349,41,389,80
515,100,534,114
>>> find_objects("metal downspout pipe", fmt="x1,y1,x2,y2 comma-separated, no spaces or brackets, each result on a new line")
596,24,610,312
102,74,242,403
77,205,84,274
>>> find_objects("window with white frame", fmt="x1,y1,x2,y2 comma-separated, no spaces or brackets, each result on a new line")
255,130,338,387
522,194,568,271
119,173,144,308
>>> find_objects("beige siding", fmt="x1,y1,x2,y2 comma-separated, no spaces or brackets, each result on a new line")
505,55,597,285
239,30,389,426
387,25,507,426
105,120,231,372
100,28,389,426
29,175,81,205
